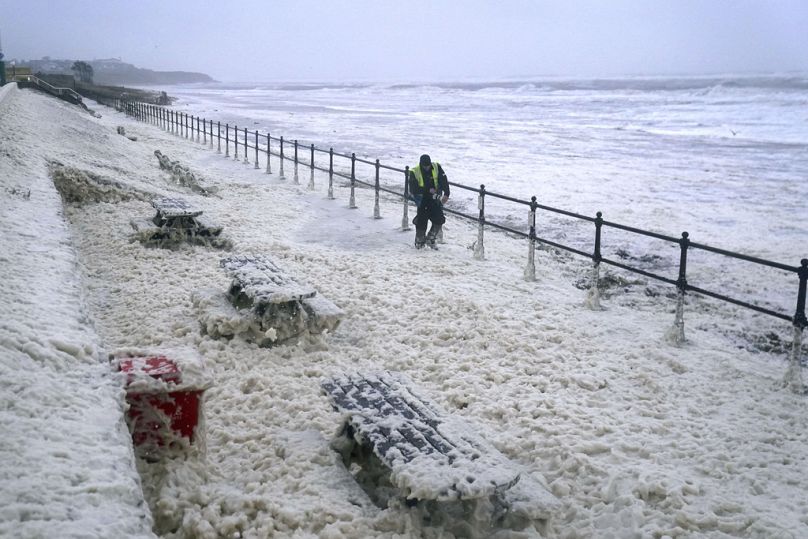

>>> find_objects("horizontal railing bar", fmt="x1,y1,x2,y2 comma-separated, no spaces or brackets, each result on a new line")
535,203,596,222
379,163,406,173
354,156,376,166
600,257,679,286
442,207,482,223
601,219,681,243
535,237,592,258
332,150,354,160
485,190,532,206
689,241,796,272
378,185,401,197
687,284,793,321
449,182,482,193
485,220,528,237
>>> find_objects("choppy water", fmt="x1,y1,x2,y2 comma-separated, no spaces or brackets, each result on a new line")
163,75,808,315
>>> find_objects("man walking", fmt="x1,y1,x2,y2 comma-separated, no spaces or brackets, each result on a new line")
409,154,450,249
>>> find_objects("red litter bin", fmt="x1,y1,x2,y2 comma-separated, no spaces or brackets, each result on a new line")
119,355,207,455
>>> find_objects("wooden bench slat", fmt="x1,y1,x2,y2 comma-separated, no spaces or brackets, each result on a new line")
356,378,458,458
152,197,203,218
323,373,528,501
360,377,463,457
221,255,316,305
328,379,454,465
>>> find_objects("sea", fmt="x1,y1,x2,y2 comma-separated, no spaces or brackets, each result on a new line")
161,74,808,318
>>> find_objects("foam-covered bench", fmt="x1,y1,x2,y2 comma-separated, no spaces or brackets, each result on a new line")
192,254,343,346
321,372,559,537
130,196,227,248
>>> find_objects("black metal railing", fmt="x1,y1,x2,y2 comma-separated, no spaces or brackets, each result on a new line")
107,98,808,347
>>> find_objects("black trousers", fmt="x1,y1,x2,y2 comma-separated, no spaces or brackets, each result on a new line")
414,197,445,237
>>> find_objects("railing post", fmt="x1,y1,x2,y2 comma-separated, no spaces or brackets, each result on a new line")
225,124,230,157
190,115,194,139
586,211,604,310
279,136,285,179
293,140,299,183
524,196,537,281
234,125,239,160
308,144,316,190
666,231,690,345
785,259,808,393
266,133,272,174
328,148,335,199
373,159,382,218
243,127,249,164
349,153,358,209
254,131,260,169
217,122,221,153
473,184,486,260
401,167,411,231
184,113,188,138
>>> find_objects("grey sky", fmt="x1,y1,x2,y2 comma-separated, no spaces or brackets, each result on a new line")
3,0,808,82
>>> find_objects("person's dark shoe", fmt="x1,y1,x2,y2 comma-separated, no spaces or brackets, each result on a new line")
415,230,426,249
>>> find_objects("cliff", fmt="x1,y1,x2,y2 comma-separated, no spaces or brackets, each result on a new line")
20,57,214,85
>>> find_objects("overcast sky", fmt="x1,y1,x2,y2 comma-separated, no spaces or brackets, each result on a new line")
3,0,808,82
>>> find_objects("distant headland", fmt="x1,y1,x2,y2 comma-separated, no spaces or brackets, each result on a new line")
13,57,214,85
